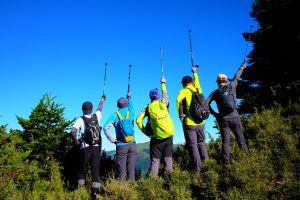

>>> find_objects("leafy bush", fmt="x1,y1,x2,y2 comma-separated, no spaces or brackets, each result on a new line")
245,106,300,199
101,178,139,199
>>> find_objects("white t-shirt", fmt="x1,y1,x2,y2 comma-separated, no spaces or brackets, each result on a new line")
72,110,102,148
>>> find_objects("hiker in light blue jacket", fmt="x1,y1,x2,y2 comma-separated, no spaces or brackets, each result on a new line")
103,93,137,181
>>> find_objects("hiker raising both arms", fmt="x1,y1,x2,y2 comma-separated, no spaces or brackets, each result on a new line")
71,94,105,198
207,62,250,164
103,93,137,181
176,66,209,172
136,75,175,177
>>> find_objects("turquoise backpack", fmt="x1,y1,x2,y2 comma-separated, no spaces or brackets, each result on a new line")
116,110,134,142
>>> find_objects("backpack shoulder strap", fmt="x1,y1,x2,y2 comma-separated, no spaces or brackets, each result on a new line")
125,110,130,119
116,111,123,120
186,87,193,93
186,87,198,94
82,114,97,123
81,115,88,125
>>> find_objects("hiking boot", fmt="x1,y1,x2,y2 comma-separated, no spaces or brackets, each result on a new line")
90,188,99,199
90,192,98,199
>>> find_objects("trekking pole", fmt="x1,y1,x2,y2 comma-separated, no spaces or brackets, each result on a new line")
243,25,253,64
188,30,199,68
127,64,132,94
160,46,164,76
103,62,108,96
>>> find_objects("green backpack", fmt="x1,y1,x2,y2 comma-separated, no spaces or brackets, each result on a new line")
148,101,174,139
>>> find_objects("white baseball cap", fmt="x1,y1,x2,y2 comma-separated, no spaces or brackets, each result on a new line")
216,74,228,82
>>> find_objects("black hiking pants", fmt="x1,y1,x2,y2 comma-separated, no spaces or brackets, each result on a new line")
78,145,101,190
219,115,249,164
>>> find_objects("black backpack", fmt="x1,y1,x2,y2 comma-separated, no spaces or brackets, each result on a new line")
81,114,101,145
187,88,210,123
213,85,237,116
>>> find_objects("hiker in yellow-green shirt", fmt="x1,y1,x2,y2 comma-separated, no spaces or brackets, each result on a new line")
136,75,174,177
176,66,208,172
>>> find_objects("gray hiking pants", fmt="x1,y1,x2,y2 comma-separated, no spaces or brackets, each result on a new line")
183,124,209,172
219,115,249,163
149,136,173,176
116,143,137,181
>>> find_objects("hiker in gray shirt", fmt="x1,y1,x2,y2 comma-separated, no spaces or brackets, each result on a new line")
207,62,249,164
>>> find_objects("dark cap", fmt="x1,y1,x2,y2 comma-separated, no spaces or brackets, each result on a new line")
117,97,129,108
181,76,193,84
82,101,93,115
149,88,160,100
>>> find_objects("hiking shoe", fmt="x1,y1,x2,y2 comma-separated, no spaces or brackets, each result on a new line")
90,191,98,199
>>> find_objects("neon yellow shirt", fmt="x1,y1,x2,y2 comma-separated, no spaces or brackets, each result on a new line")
176,72,204,126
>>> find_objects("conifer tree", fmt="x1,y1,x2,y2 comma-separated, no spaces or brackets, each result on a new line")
239,0,300,113
17,93,74,175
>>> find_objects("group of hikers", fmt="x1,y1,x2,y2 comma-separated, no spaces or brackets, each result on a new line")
70,63,250,198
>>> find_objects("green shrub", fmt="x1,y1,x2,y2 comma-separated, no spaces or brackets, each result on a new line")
165,167,192,200
191,160,220,200
101,178,139,200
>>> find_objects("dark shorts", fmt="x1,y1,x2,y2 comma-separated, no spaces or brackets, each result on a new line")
150,136,173,159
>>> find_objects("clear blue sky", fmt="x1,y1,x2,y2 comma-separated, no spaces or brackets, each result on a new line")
0,0,255,151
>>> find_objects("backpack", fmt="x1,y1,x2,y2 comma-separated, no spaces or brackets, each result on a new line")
187,88,210,123
148,101,174,140
81,114,101,145
214,85,237,116
116,110,134,143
